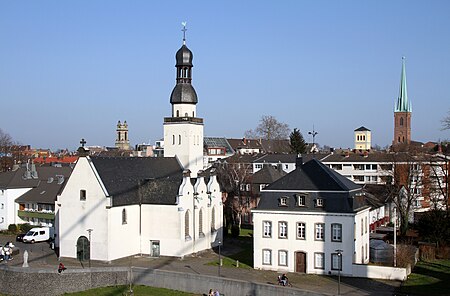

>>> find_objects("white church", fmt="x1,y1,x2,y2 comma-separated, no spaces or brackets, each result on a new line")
56,30,223,262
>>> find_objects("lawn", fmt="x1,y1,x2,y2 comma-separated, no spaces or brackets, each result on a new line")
207,228,254,269
400,260,450,296
64,285,197,296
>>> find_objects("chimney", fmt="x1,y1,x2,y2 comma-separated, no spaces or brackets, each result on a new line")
277,162,283,172
295,154,303,169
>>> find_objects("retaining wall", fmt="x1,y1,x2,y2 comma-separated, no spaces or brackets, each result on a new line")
352,264,409,281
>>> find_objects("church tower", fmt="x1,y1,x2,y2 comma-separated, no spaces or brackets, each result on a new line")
164,24,204,177
115,120,130,150
393,57,412,145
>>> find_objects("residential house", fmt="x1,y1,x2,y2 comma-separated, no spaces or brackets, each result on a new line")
253,156,370,275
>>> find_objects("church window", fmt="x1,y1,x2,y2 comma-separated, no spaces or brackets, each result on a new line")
398,136,401,143
125,132,128,141
211,207,216,232
122,209,127,224
400,117,404,126
363,135,365,141
402,136,405,142
172,135,175,145
176,110,180,117
179,135,181,145
185,210,191,240
185,113,188,117
80,190,86,201
199,209,204,237
192,111,195,117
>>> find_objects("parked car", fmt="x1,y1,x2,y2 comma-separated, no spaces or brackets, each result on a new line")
16,233,26,242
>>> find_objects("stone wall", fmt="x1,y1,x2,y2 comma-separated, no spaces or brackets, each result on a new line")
0,266,129,296
0,265,325,296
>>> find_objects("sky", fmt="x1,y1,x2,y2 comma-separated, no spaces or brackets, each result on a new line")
1,1,449,151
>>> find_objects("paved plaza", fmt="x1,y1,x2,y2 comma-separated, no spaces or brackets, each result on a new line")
1,234,401,295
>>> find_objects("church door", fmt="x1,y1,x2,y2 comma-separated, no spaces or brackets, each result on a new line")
295,252,306,273
76,236,90,261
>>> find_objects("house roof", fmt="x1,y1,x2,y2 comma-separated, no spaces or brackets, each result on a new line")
265,158,361,192
90,156,184,207
0,165,72,189
257,159,366,213
354,126,371,132
204,137,234,154
252,164,286,184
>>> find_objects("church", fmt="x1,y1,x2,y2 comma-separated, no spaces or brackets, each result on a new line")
56,28,223,261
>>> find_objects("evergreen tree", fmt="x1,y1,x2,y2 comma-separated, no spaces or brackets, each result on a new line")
289,128,307,154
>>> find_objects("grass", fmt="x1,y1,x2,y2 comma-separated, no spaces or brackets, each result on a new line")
63,285,198,295
400,259,450,295
206,228,254,269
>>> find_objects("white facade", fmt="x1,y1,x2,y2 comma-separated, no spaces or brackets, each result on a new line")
253,208,370,276
57,156,222,262
0,188,31,230
354,129,371,150
323,160,391,185
253,162,295,174
164,121,204,177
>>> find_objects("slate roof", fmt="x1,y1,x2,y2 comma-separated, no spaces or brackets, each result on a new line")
0,166,72,190
90,156,184,207
354,126,371,132
252,164,286,185
204,137,234,154
253,153,330,164
257,159,366,213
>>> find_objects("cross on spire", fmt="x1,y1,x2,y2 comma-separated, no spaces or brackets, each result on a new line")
80,138,86,147
181,21,187,44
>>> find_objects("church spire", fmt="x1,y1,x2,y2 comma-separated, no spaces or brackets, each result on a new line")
395,57,412,113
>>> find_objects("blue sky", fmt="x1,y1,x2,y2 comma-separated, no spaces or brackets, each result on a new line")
1,1,449,150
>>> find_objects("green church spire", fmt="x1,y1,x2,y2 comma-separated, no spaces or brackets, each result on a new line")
395,57,412,113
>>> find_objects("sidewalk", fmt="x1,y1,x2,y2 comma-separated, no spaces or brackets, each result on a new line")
1,234,400,296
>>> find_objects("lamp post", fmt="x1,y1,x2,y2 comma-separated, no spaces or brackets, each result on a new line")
335,249,343,296
87,229,93,268
218,240,222,277
393,207,397,267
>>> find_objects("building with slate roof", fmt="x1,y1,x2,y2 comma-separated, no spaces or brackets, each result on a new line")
0,164,72,230
56,27,223,262
252,156,371,276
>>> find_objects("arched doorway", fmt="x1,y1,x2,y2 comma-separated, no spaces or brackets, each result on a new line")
76,236,90,261
295,251,307,273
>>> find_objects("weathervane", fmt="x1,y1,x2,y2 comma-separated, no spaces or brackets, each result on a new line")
181,21,187,44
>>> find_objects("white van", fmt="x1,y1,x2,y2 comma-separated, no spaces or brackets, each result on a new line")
22,227,54,243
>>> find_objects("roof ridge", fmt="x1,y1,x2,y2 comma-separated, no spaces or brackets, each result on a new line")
312,159,353,191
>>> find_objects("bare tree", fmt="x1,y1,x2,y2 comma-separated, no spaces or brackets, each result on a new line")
428,154,449,212
245,115,290,140
0,128,13,172
441,109,450,130
384,152,426,236
214,159,252,230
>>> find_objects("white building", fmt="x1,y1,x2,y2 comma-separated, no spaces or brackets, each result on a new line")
56,31,223,262
253,157,370,276
354,126,371,150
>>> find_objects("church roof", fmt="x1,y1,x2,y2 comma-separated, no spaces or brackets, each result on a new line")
170,83,198,104
90,156,184,206
176,44,193,67
395,57,412,113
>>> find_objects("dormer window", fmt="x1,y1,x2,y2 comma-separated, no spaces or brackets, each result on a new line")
315,198,324,207
279,196,288,207
297,194,306,206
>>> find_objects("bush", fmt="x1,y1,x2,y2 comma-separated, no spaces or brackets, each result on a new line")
231,225,240,238
7,224,18,233
18,223,33,233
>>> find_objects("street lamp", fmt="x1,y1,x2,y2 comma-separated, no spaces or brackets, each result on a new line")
218,240,222,277
87,229,93,268
393,207,397,267
335,249,343,296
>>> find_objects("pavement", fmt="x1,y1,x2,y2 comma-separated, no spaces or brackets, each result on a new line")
1,234,401,296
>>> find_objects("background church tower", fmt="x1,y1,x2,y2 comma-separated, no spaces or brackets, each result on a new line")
115,120,130,150
164,24,204,177
393,57,412,145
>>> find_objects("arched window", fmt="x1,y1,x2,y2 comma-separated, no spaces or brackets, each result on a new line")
179,135,181,145
400,117,404,126
363,135,365,141
122,208,127,224
402,136,405,142
172,135,175,145
192,111,195,117
199,208,204,236
176,110,180,117
125,132,128,141
211,207,216,232
185,210,190,239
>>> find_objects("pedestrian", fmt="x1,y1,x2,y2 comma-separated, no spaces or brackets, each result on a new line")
208,289,214,296
214,290,220,296
58,262,67,273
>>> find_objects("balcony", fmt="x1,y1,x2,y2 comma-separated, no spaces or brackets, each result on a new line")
18,210,54,220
